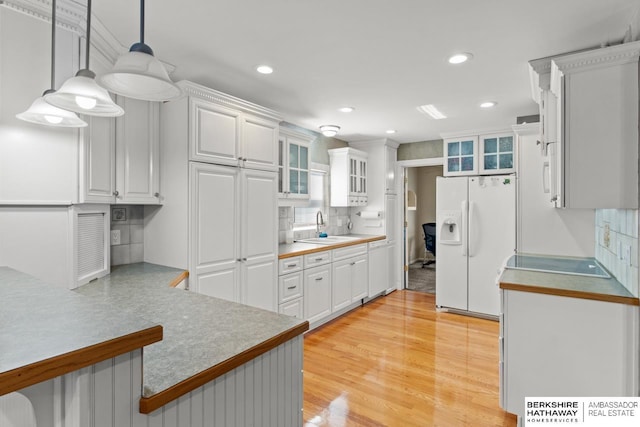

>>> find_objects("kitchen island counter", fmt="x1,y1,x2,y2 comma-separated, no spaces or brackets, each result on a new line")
499,267,639,306
75,262,309,413
0,267,162,397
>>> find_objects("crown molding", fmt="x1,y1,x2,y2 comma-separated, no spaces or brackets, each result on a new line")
178,80,283,122
0,0,176,73
552,40,640,73
0,0,84,32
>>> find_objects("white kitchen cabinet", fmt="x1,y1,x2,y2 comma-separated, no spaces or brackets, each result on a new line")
385,145,397,194
335,255,368,311
443,132,515,177
443,136,478,176
332,244,369,311
304,264,332,324
532,41,640,208
328,147,368,207
501,288,639,419
478,133,515,175
278,128,313,203
114,97,160,204
187,82,280,171
279,297,304,319
278,265,304,318
189,162,278,311
80,98,160,204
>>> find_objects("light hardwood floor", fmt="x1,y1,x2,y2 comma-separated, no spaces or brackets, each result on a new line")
303,290,518,427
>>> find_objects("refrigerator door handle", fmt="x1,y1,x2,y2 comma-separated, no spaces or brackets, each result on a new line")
461,200,468,256
468,201,475,257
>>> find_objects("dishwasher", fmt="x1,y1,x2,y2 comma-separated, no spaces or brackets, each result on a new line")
367,239,388,299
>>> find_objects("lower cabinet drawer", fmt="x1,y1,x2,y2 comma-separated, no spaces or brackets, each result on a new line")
279,271,303,303
279,298,303,319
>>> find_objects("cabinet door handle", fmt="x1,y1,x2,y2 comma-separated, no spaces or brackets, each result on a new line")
113,190,119,197
315,257,324,261
154,192,160,198
287,285,297,290
286,263,297,268
315,277,323,281
350,262,356,266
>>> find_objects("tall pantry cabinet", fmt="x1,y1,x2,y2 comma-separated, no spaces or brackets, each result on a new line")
144,81,282,311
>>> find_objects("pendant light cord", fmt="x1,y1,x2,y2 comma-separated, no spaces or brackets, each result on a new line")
50,0,57,90
140,0,145,44
85,0,92,70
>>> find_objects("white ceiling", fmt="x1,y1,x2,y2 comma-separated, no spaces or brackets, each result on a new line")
91,0,640,143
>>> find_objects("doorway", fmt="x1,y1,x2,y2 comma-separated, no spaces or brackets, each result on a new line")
398,158,444,294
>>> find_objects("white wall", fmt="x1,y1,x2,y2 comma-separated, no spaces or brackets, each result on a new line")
0,7,80,204
515,124,594,257
0,207,71,287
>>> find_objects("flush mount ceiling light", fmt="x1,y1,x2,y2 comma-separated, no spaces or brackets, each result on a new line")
480,101,497,108
386,129,396,134
448,53,473,64
99,0,181,101
256,65,274,74
417,104,447,120
319,125,340,137
338,107,354,113
45,0,124,116
17,0,87,127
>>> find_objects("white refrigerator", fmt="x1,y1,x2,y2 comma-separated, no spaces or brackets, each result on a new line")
435,175,516,316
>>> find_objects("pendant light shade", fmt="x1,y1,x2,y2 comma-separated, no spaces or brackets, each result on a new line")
16,0,87,127
46,69,124,117
17,92,88,127
98,0,181,101
44,0,124,117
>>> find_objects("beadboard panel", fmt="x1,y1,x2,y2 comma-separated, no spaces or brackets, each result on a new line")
54,336,303,427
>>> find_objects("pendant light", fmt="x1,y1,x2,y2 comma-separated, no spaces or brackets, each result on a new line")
98,0,181,101
16,0,87,127
45,0,124,117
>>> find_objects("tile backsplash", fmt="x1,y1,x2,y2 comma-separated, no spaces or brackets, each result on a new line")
278,206,352,243
595,209,638,296
110,205,144,266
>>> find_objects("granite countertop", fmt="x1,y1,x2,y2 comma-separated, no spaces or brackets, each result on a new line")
74,262,309,413
0,267,162,397
279,234,386,258
499,265,639,306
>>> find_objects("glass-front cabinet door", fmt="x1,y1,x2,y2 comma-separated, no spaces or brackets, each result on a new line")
278,129,312,204
444,136,478,176
288,141,309,198
479,133,515,175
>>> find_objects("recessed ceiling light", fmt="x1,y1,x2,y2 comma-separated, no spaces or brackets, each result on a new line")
386,129,396,134
448,53,473,64
338,107,354,113
256,65,273,74
480,101,497,108
417,104,447,120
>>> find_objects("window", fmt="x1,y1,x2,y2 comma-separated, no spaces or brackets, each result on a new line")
294,171,325,227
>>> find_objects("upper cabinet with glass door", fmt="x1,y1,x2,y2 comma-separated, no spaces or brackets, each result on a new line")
443,131,515,176
278,128,313,205
480,133,515,175
443,136,478,176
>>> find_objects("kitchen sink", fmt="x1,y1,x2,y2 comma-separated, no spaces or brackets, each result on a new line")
295,235,362,245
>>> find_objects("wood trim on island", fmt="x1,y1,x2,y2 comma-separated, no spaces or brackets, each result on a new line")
499,282,640,306
139,320,309,414
168,270,189,288
0,325,163,397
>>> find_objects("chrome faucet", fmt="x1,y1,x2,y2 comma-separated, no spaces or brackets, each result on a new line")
316,210,324,236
